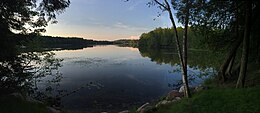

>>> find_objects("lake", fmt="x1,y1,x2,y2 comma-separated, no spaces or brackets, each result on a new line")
46,45,214,113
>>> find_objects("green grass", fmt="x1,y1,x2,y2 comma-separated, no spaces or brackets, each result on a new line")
0,95,49,113
150,86,260,113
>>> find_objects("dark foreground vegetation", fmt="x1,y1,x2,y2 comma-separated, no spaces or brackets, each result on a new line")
0,95,49,113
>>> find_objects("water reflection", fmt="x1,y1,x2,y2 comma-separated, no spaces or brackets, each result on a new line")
0,44,217,112
47,45,215,112
0,51,65,108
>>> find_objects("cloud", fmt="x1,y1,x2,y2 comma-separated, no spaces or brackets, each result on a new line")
112,22,150,32
113,22,129,29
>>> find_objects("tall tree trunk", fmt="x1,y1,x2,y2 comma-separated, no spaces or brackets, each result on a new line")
163,0,184,69
225,51,236,77
218,37,242,82
164,0,190,97
153,0,191,97
256,40,260,63
182,0,191,98
236,1,252,88
218,1,243,82
233,63,241,76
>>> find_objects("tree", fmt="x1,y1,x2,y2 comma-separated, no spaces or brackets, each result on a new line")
181,0,191,97
0,0,70,62
0,0,70,35
148,0,191,97
236,1,252,88
187,1,259,87
135,0,259,88
0,0,70,95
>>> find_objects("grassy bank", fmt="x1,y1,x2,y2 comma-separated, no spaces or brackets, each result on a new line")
148,86,260,113
0,95,49,113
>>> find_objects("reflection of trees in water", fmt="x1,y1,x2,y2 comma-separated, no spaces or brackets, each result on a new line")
0,51,64,106
139,47,219,88
139,47,222,70
0,51,104,107
167,64,215,90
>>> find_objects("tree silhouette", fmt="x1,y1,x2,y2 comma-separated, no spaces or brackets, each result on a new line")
0,0,70,35
0,0,70,95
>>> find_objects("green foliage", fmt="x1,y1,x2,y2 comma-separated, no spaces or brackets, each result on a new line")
184,1,260,51
12,34,112,52
139,27,205,50
151,86,260,113
113,39,139,47
139,27,174,49
0,0,70,34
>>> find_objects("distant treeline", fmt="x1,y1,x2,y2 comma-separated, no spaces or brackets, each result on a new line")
113,39,139,48
13,34,112,51
112,27,205,49
139,27,204,49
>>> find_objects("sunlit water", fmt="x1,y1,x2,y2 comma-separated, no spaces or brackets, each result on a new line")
49,45,212,112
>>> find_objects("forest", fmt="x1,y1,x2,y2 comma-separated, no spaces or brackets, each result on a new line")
7,34,113,52
139,27,203,49
134,0,260,112
138,0,260,89
113,39,139,47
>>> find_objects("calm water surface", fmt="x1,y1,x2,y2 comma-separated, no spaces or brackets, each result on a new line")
51,45,210,112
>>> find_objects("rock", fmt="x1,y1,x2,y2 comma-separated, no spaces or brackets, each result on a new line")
155,100,173,107
166,90,183,100
179,86,185,93
46,107,60,113
179,85,196,93
155,103,160,108
161,100,171,105
136,102,150,113
175,97,181,100
171,99,177,103
118,110,130,113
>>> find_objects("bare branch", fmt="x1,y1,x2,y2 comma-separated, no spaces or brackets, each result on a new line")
153,0,168,10
164,0,171,10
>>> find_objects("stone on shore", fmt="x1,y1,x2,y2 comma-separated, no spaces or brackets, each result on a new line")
46,107,61,113
118,110,130,113
166,90,183,100
155,100,172,108
136,102,152,113
175,97,181,100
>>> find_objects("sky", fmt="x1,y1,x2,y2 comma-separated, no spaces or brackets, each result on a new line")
44,0,179,41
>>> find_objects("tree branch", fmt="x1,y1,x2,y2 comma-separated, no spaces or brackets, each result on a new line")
153,0,168,10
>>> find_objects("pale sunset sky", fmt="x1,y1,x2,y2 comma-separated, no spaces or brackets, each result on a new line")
44,0,179,41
